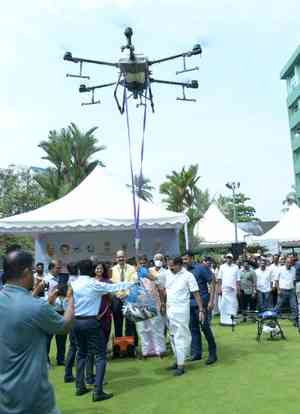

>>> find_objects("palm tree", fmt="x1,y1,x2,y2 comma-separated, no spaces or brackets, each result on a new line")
36,123,106,200
159,164,201,212
127,174,155,202
160,164,210,252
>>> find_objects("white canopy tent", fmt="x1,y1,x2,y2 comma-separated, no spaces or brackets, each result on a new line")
193,203,248,246
254,204,300,244
0,167,187,262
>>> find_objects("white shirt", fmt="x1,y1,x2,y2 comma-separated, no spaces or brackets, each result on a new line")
269,263,281,286
275,266,296,290
71,275,132,316
163,268,198,308
255,268,272,293
149,266,167,288
218,263,240,291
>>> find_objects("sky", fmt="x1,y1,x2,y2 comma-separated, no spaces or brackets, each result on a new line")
0,0,300,220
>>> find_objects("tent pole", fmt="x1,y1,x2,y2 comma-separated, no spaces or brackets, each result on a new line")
184,222,189,251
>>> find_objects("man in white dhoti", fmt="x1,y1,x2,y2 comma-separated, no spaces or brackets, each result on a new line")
161,257,204,376
217,254,241,326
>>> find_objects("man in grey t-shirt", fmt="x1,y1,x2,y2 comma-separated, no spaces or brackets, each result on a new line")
0,251,74,414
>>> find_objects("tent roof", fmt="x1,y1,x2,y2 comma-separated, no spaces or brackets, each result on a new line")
256,204,300,242
0,167,187,234
193,203,248,245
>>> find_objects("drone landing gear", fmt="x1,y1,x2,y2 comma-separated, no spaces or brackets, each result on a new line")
176,55,199,75
81,89,101,106
177,85,196,102
66,60,90,80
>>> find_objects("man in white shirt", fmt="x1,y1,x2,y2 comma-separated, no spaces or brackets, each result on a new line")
161,257,204,376
255,259,272,311
70,259,133,402
275,257,298,326
217,254,240,325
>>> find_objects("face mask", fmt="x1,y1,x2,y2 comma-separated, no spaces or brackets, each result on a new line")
154,260,162,268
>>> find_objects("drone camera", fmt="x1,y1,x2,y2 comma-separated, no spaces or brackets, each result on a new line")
125,27,133,39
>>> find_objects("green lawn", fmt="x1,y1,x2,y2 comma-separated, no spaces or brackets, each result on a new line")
50,320,300,414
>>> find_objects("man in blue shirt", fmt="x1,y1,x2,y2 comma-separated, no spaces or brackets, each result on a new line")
0,250,74,414
182,252,218,365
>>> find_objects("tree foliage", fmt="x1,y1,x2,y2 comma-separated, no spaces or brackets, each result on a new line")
217,192,257,222
127,174,155,202
0,166,48,259
35,123,106,200
0,166,47,218
159,164,211,251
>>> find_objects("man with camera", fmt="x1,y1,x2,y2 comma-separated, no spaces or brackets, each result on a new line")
0,250,74,414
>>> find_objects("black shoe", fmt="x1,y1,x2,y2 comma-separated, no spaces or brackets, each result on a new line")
173,367,185,376
64,376,75,383
166,363,177,370
76,387,90,396
189,355,202,362
92,391,114,402
205,355,218,365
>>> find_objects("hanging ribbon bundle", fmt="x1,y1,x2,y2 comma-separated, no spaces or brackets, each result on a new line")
124,83,149,253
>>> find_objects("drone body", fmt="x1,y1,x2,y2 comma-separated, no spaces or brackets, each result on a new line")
64,27,202,113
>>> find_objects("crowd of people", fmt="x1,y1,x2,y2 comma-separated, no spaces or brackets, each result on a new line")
1,245,300,414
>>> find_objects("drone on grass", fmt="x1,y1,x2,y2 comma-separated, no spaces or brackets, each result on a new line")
63,27,202,113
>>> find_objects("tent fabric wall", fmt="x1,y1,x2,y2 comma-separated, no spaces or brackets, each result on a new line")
35,228,180,267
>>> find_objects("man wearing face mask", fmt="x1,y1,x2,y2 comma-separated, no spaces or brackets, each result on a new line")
161,257,204,376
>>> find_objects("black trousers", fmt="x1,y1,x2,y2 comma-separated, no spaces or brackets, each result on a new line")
74,318,107,393
64,328,77,380
190,302,217,359
111,297,138,345
239,291,255,314
47,332,67,365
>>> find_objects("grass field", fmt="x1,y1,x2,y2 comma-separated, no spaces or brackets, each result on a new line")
50,320,300,414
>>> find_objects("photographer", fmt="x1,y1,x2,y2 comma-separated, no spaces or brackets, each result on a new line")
0,250,74,414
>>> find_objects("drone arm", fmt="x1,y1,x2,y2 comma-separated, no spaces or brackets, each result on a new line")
64,52,118,68
149,52,187,66
150,78,198,88
79,82,116,93
149,45,201,66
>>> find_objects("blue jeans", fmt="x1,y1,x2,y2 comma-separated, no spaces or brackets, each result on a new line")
74,318,107,393
257,291,271,312
276,289,298,324
189,302,217,358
